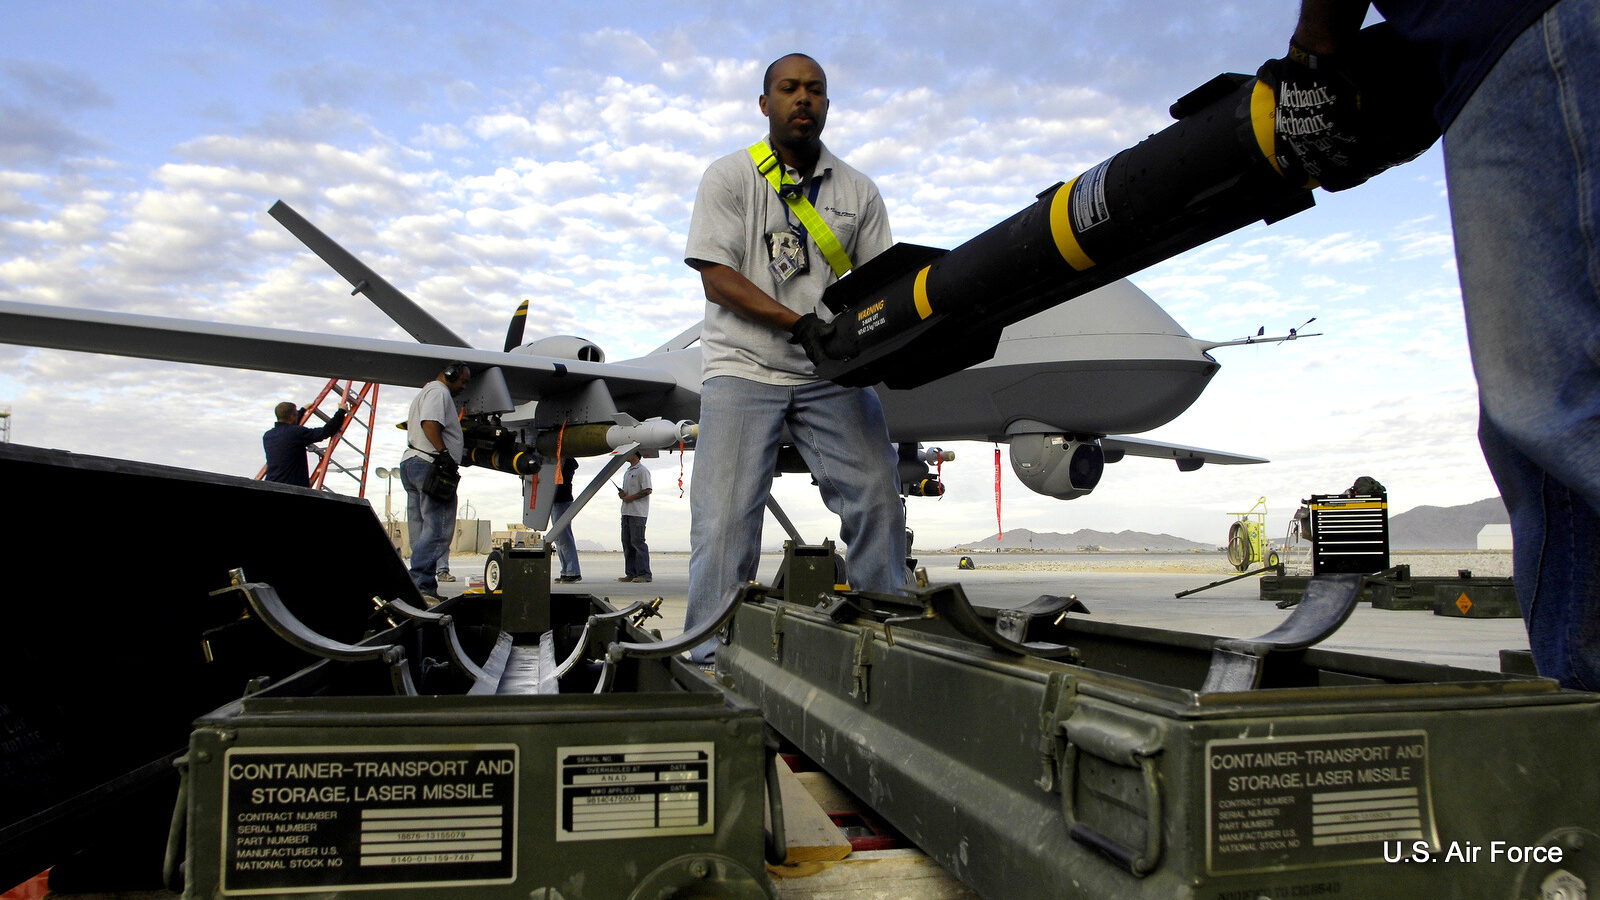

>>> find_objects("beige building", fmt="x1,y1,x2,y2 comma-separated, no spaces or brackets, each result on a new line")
1477,524,1513,551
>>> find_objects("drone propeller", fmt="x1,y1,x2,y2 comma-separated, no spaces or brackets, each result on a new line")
504,300,528,352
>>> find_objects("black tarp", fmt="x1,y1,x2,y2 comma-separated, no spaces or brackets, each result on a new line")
0,443,419,890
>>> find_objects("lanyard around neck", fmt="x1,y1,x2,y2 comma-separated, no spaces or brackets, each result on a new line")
747,140,853,278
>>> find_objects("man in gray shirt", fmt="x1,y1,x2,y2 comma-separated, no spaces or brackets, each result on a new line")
618,450,653,583
400,361,470,599
682,53,907,664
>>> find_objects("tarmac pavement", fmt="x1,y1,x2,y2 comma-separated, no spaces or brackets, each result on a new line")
437,550,1530,674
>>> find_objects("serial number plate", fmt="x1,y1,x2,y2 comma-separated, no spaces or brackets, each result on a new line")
557,741,714,842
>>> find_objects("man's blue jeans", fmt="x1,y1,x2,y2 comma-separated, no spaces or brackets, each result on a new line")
550,500,582,578
684,376,907,663
1447,0,1600,689
401,455,456,597
622,514,651,578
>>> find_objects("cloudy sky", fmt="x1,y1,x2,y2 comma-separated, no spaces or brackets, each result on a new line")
0,1,1496,553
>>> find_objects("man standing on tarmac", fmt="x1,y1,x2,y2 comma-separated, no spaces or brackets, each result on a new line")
681,53,907,664
400,362,470,600
618,450,652,583
262,398,349,488
553,455,583,583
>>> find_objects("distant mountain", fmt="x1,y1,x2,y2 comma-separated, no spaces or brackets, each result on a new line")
1389,497,1507,549
943,496,1511,553
951,527,1211,552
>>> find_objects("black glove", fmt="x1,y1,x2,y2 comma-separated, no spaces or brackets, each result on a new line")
788,312,855,366
1257,41,1368,191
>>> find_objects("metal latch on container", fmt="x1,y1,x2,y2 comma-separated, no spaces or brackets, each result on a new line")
1035,671,1078,793
770,605,786,661
1059,706,1166,877
850,627,876,704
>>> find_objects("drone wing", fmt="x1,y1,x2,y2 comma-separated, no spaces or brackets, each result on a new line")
1101,434,1267,470
0,300,679,407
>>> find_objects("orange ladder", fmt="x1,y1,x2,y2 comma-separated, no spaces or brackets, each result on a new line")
255,379,380,496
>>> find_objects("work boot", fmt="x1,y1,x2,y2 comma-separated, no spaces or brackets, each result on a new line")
436,571,457,583
631,575,652,583
618,576,635,582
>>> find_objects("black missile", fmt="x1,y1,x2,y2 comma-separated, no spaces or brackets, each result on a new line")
466,442,540,475
816,24,1440,390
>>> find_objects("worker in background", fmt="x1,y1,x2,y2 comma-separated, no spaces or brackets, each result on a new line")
618,450,652,583
1267,0,1598,689
400,362,470,600
552,455,583,583
262,398,349,488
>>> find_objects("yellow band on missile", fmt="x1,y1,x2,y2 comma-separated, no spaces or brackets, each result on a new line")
1048,178,1095,271
1252,79,1319,189
914,266,933,319
1251,80,1285,177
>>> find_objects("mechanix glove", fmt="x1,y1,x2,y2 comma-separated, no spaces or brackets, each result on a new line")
1257,40,1369,191
788,312,856,367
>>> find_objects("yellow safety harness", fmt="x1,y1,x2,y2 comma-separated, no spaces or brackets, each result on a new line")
747,140,853,278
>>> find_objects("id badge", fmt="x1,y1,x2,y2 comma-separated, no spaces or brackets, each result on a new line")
766,230,809,284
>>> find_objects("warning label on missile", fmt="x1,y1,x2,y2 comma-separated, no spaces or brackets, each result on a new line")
220,744,517,894
1071,160,1111,233
557,741,714,842
1205,731,1434,874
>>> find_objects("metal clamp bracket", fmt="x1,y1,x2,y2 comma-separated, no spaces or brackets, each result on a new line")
928,583,1080,659
1200,573,1363,693
992,593,1090,646
591,585,755,692
382,598,492,689
211,569,415,696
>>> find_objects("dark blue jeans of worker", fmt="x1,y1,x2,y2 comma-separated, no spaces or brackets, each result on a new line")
621,515,650,578
400,455,455,598
684,376,907,664
550,500,582,579
1450,0,1600,690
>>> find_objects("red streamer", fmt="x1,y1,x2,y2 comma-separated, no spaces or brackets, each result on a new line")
994,446,1003,542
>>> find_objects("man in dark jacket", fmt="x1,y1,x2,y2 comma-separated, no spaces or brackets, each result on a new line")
263,399,349,488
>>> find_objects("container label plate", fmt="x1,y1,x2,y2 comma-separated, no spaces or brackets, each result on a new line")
220,744,517,895
556,741,714,841
1206,730,1434,874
